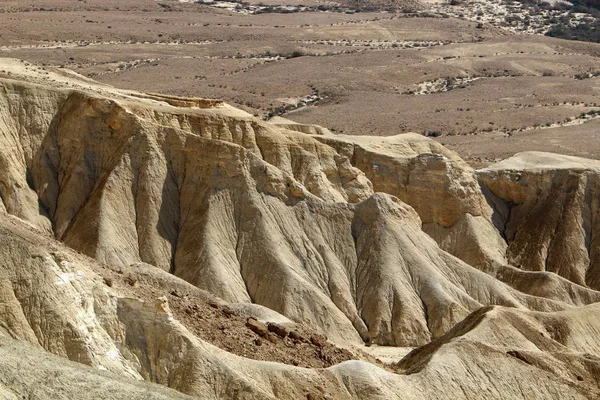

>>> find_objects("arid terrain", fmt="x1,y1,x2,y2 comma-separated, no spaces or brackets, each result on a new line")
1,0,600,166
1,0,600,399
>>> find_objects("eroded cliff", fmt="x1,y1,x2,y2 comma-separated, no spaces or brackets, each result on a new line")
1,59,600,399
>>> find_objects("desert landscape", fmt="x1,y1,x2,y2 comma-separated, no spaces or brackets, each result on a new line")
1,0,600,398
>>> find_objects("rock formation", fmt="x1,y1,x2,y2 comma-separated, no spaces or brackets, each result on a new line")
0,58,600,399
479,152,600,289
312,132,508,271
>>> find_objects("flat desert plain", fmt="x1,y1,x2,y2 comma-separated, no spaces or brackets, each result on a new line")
1,0,599,166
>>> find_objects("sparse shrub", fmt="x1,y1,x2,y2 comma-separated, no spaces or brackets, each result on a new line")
546,21,600,43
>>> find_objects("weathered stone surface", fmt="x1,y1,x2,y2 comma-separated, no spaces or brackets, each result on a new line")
311,133,510,275
0,59,600,400
1,59,582,348
247,318,270,337
313,133,488,227
267,322,289,338
479,152,600,289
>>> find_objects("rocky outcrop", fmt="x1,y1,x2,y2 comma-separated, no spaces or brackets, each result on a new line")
312,133,487,228
310,133,510,274
0,335,197,400
1,210,599,400
0,58,571,348
398,303,600,399
2,59,600,399
268,117,334,136
312,134,600,309
479,152,600,289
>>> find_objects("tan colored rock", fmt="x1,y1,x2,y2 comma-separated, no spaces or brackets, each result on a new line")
1,59,600,400
247,318,270,337
268,117,334,136
479,152,600,289
396,304,600,399
311,132,510,274
312,133,488,227
1,60,599,347
0,335,197,400
1,209,599,399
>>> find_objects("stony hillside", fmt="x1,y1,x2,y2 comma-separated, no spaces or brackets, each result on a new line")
0,58,600,399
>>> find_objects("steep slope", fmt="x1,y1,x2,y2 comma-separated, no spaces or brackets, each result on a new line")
1,208,600,399
1,58,600,399
0,335,197,400
398,304,600,399
312,132,508,272
310,131,600,308
2,58,600,350
0,210,358,399
479,152,600,290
